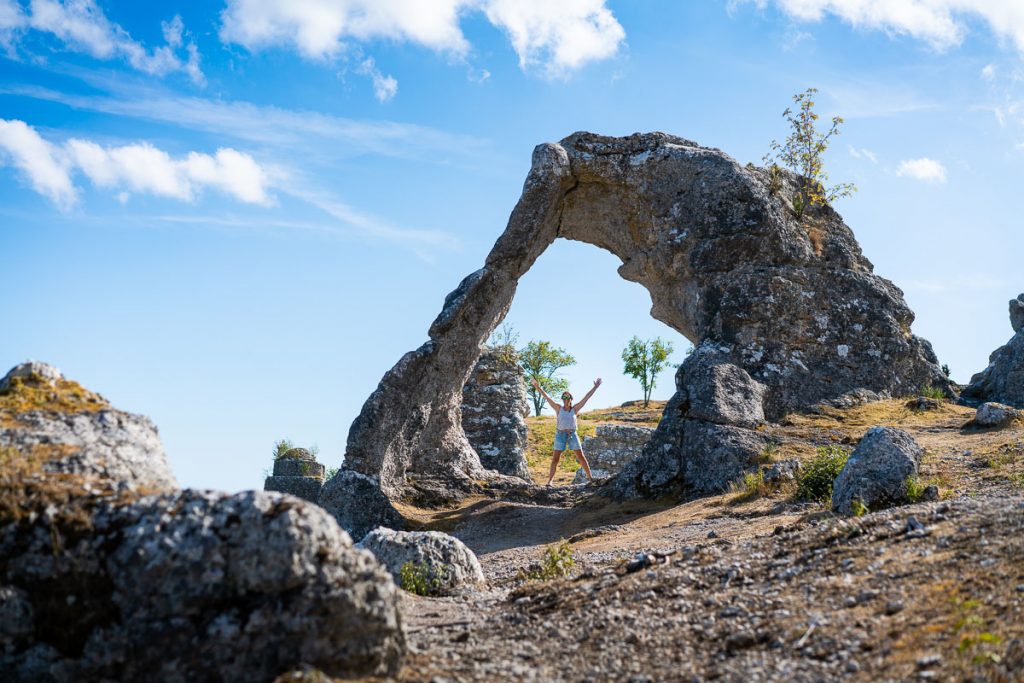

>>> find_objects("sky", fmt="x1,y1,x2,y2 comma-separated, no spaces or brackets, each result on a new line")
2,0,1022,491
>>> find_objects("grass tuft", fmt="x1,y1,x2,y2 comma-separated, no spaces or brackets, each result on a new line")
519,540,575,581
796,444,850,503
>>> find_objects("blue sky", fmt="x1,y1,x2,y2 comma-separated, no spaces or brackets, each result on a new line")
2,0,1022,490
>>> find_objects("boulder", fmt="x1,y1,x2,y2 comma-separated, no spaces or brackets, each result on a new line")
570,424,653,485
831,427,924,515
763,458,802,484
357,528,485,595
0,361,177,492
460,347,531,481
264,455,326,503
318,470,405,541
342,132,948,500
963,294,1024,409
973,402,1021,429
0,490,405,681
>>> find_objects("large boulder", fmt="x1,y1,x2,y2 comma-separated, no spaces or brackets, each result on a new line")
460,347,531,481
973,402,1021,429
0,490,404,682
963,294,1024,409
357,528,485,596
0,361,176,492
343,132,948,500
572,423,653,484
831,427,924,515
318,470,405,541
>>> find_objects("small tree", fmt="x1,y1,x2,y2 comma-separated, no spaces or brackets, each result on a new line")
622,336,674,407
519,340,576,416
763,87,856,218
489,322,520,366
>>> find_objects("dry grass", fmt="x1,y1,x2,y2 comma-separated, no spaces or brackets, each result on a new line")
0,372,109,428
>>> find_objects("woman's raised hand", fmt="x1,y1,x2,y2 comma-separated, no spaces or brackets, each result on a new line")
594,378,602,387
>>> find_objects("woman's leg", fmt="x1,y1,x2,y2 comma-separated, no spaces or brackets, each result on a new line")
573,449,593,480
546,450,563,485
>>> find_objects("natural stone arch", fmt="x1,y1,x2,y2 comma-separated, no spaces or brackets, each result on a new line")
342,132,948,500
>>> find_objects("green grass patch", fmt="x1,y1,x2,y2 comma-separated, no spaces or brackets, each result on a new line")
796,444,850,503
519,540,575,581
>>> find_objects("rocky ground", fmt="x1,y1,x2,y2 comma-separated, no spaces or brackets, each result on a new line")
322,398,1024,682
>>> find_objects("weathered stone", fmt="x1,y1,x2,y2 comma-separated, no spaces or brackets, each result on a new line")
964,294,1024,409
264,475,323,503
0,585,34,641
0,363,177,492
973,402,1020,429
763,458,802,484
832,427,924,515
342,132,948,500
318,470,405,541
573,467,611,484
461,347,531,481
357,528,485,595
0,361,63,391
0,490,404,681
282,447,315,461
680,349,766,428
273,458,326,478
569,424,653,486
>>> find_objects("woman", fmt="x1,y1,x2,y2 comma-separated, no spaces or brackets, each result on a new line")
530,377,602,486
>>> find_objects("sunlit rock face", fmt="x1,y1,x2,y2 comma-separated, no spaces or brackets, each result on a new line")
341,132,948,499
963,294,1024,409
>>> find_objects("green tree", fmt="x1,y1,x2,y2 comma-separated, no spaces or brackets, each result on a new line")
519,340,576,416
489,322,520,366
763,87,856,218
622,336,674,407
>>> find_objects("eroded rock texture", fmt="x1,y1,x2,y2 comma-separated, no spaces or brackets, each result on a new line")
461,347,531,481
264,449,326,503
571,424,653,484
343,132,947,499
963,294,1024,409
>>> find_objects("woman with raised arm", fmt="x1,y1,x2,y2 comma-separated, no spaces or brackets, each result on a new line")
530,377,602,486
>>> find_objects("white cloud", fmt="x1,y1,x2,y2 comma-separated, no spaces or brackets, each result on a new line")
356,56,398,102
6,0,204,84
848,144,878,162
0,118,76,207
896,157,947,182
981,63,996,80
219,0,625,77
0,118,272,207
736,0,1024,53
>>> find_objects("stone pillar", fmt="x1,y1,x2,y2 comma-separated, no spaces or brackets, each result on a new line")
264,447,325,503
461,347,532,481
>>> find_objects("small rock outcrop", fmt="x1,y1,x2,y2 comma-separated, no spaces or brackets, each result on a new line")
264,447,325,503
357,528,485,595
964,294,1024,409
0,361,177,492
343,132,949,500
319,470,405,540
831,427,924,515
571,423,653,484
973,402,1021,429
461,347,531,481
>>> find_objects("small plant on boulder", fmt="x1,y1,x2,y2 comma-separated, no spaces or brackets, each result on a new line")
399,561,446,596
796,444,850,503
272,439,295,460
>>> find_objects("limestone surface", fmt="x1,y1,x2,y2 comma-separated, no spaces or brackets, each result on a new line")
357,528,485,595
974,402,1020,429
963,294,1024,409
342,132,948,499
832,427,924,515
318,470,406,540
571,423,653,484
461,347,531,481
0,490,405,681
264,455,325,503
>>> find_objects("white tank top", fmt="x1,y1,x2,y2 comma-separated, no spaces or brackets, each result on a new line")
556,406,577,431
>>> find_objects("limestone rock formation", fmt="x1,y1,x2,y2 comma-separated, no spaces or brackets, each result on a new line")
973,402,1020,429
343,132,948,500
963,294,1024,409
264,448,326,503
357,528,485,595
0,361,177,492
461,347,531,481
571,424,653,484
0,490,404,681
831,427,923,515
319,470,406,540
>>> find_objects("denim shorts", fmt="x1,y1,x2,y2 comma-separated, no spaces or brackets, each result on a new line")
553,430,581,451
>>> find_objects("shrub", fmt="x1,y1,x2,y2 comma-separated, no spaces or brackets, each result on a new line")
941,363,951,378
796,444,850,503
729,469,771,502
906,475,928,503
399,561,446,596
920,385,946,400
520,540,575,581
272,439,295,460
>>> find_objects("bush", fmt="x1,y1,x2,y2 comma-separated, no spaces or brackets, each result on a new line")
796,444,850,503
906,475,928,503
920,385,946,400
272,439,295,460
399,561,446,596
520,540,575,581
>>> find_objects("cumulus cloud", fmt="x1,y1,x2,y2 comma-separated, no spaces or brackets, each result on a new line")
5,0,204,84
735,0,1024,53
896,157,947,182
0,118,271,207
219,0,625,77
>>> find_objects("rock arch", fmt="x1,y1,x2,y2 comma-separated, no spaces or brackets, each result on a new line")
343,132,948,500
